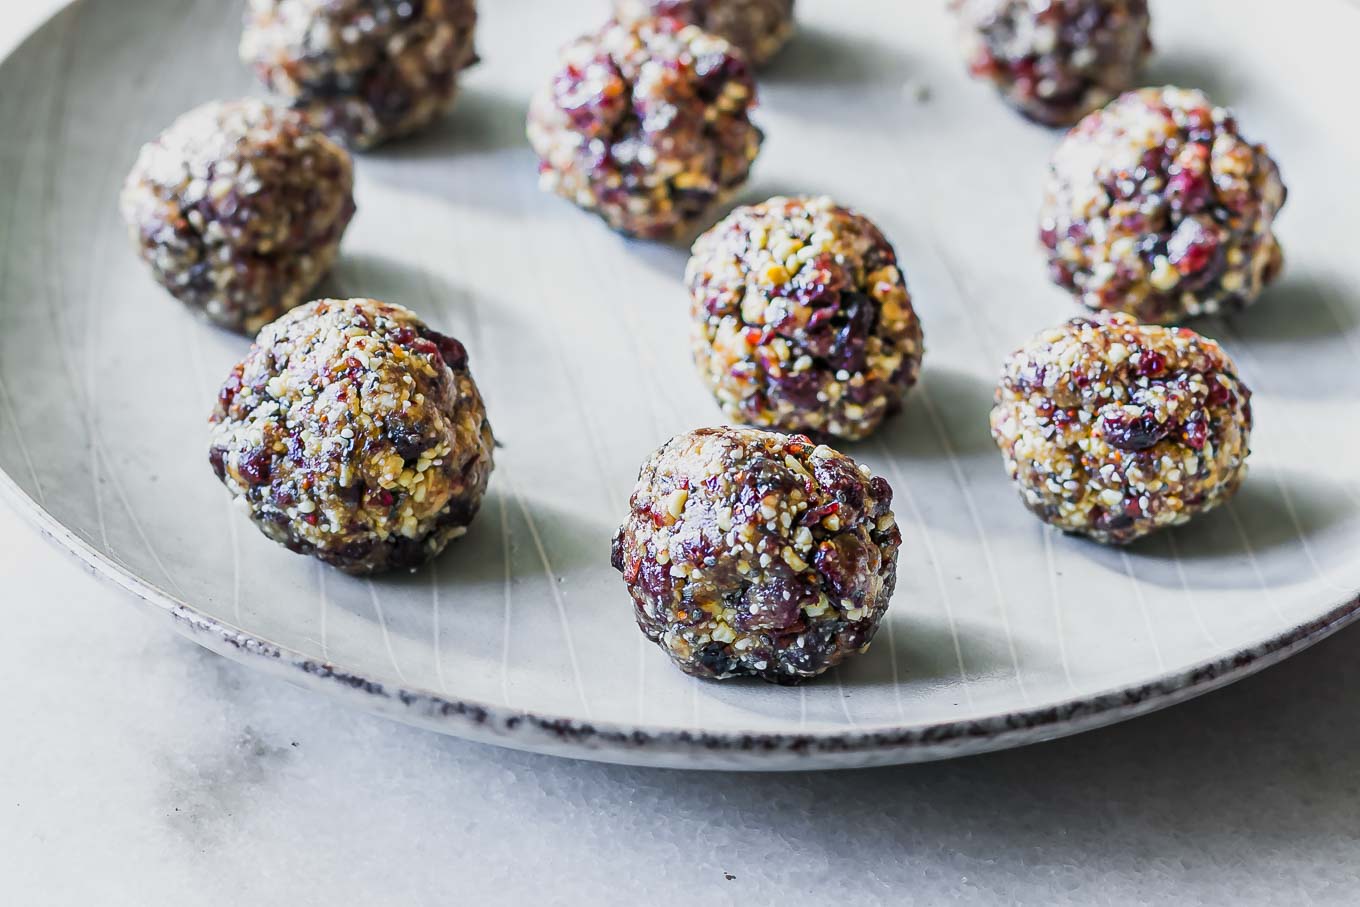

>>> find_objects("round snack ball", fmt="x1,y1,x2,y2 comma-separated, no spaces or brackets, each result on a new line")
241,0,478,149
209,298,494,575
990,312,1252,544
1041,86,1287,323
120,99,355,334
950,0,1151,126
687,196,924,441
613,0,795,66
527,16,762,240
611,427,900,684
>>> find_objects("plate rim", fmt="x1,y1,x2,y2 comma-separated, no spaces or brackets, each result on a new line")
7,467,1359,769
5,0,1360,770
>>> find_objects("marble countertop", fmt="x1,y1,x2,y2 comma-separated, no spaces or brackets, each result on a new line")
9,492,1360,906
4,2,1359,904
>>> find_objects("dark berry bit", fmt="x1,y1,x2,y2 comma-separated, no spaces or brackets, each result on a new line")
238,447,272,485
1100,409,1169,451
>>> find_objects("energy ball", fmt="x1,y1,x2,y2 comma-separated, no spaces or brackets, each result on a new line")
527,16,762,240
1041,86,1287,323
951,0,1151,126
613,0,796,66
120,99,355,335
241,0,478,149
990,313,1252,544
209,298,495,575
611,427,900,683
687,196,924,440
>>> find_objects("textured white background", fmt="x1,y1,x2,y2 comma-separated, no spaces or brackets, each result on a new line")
3,0,1360,903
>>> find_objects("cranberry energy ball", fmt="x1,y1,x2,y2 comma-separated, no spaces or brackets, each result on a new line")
951,0,1151,126
241,0,479,149
611,427,900,683
120,99,355,334
209,298,495,575
1041,86,1287,323
527,16,762,239
613,0,796,66
687,196,924,440
990,313,1252,544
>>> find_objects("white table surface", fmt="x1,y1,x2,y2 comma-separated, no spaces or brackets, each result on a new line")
4,2,1360,904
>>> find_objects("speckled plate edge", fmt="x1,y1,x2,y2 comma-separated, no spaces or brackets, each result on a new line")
7,1,1360,771
7,467,1359,770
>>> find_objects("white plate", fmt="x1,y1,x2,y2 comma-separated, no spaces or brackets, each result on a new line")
2,0,1358,769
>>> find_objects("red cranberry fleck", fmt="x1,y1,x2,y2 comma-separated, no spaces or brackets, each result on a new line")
217,368,244,412
238,447,272,485
424,330,469,371
1100,410,1170,451
1167,219,1221,275
1135,350,1167,377
208,446,227,479
1181,419,1208,450
1166,170,1212,214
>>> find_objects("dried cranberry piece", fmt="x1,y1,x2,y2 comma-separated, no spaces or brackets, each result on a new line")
1134,350,1167,377
389,421,432,461
813,537,871,607
1181,419,1208,450
826,291,876,373
424,330,468,371
238,447,272,485
810,457,867,522
693,51,749,104
867,476,893,515
552,54,626,135
335,538,376,563
217,368,244,412
799,500,840,527
208,446,227,479
768,369,822,408
737,580,808,632
1207,379,1233,406
1167,219,1222,279
1039,220,1059,249
1100,410,1170,451
693,642,737,678
1096,510,1135,532
1166,169,1212,214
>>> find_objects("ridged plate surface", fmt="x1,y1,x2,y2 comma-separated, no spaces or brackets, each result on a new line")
2,0,1358,768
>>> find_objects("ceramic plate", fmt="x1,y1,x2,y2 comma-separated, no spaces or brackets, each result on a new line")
3,0,1358,770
